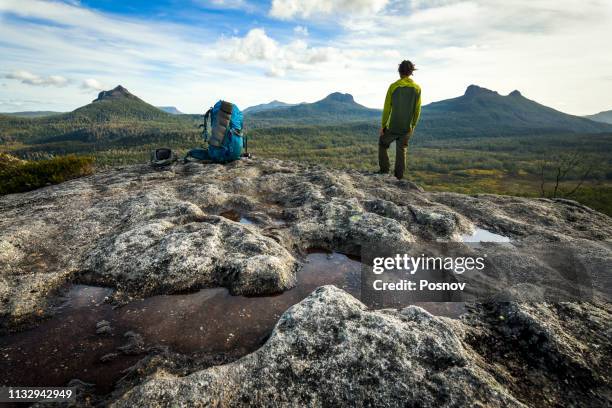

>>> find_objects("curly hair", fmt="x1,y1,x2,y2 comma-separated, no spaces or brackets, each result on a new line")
398,60,416,77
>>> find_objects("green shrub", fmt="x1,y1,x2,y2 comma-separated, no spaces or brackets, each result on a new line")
0,154,94,195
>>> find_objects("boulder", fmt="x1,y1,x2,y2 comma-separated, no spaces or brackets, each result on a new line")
111,286,611,407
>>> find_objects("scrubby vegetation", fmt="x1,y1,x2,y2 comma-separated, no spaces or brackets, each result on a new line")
1,87,610,215
4,123,610,214
0,153,94,195
247,127,612,215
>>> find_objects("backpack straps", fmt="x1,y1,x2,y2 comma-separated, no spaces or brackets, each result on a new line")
201,107,212,142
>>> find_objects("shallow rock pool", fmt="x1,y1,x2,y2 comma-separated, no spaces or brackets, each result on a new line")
461,227,511,243
0,251,464,395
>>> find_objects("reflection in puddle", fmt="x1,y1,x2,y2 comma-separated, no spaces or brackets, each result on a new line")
0,253,360,394
461,228,511,243
0,286,141,394
0,251,465,394
219,209,254,225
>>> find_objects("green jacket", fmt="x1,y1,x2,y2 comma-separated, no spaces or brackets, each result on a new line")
382,77,421,135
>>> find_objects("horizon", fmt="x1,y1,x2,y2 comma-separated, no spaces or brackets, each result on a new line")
1,0,611,115
1,83,597,118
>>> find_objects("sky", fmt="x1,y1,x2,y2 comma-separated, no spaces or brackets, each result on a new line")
0,0,611,115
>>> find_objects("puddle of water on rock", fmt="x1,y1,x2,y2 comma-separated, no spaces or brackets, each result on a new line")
0,285,141,395
461,228,511,243
0,251,464,395
0,253,359,394
219,209,254,225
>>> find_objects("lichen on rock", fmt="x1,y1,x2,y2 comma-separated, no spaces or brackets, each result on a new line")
1,158,611,406
111,285,611,407
1,158,611,323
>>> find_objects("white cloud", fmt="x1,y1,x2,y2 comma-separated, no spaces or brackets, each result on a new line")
5,70,69,87
221,29,340,77
192,0,257,13
0,0,223,111
293,25,309,36
0,0,611,115
224,29,279,63
381,50,401,59
265,66,286,78
330,0,612,114
270,0,390,20
81,78,105,91
209,0,248,9
5,70,104,92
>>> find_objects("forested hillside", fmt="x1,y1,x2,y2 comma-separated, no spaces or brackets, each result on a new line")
586,109,612,124
418,85,612,138
0,86,202,163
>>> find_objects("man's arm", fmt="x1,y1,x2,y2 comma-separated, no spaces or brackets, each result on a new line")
381,84,394,131
410,88,421,131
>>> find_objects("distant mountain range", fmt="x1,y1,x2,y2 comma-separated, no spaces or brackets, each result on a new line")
0,111,63,118
418,85,611,137
244,100,297,114
585,110,612,124
1,85,610,148
157,106,183,115
245,85,612,137
246,92,380,124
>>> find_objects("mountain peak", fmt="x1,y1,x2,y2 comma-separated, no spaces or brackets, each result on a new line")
322,92,355,103
464,85,498,97
93,85,136,102
508,90,522,97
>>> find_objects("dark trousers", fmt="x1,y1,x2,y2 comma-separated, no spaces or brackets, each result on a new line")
379,131,411,179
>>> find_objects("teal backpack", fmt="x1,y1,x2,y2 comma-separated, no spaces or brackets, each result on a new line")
186,100,246,163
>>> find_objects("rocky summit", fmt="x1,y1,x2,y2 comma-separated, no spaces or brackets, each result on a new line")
1,158,611,406
93,85,138,102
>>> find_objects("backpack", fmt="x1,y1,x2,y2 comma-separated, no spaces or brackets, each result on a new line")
201,100,245,163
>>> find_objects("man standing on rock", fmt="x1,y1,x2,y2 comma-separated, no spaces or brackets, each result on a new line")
379,60,422,180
